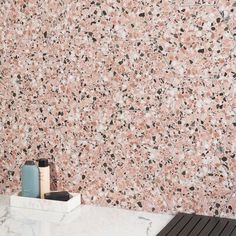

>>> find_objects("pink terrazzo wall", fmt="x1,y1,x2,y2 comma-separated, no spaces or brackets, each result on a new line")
0,0,235,217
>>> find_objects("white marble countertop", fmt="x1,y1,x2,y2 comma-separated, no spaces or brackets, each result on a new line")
0,195,173,236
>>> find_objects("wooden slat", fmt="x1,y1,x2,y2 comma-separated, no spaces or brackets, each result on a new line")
167,214,193,236
187,216,210,236
179,214,202,236
198,217,219,235
157,213,236,236
209,218,228,236
220,221,236,236
230,225,236,236
156,213,185,236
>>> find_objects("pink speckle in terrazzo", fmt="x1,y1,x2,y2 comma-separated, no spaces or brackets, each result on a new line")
0,0,235,217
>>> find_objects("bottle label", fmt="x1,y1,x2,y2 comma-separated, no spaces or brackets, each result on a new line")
39,167,50,198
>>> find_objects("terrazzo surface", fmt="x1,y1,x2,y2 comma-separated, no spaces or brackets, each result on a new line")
0,0,235,217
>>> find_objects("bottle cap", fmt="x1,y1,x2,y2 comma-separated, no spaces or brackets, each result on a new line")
38,158,49,167
25,160,35,165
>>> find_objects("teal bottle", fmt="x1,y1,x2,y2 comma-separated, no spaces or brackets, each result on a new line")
21,160,40,198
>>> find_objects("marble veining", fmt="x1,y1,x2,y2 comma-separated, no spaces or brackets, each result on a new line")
0,195,173,236
0,0,235,217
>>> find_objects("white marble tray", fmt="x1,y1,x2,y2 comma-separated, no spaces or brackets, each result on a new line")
10,192,81,213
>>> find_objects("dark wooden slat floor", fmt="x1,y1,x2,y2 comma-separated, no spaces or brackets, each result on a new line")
157,213,236,236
